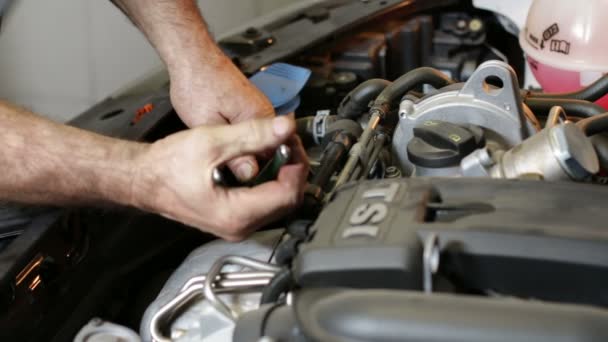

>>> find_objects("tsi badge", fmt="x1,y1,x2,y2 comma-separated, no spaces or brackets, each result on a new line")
342,183,400,239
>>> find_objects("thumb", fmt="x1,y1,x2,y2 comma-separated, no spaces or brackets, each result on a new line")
226,156,259,182
209,116,296,162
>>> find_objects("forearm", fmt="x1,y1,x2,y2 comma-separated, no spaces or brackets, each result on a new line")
110,0,228,78
0,101,146,206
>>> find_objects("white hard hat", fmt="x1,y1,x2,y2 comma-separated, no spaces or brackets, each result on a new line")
519,0,608,72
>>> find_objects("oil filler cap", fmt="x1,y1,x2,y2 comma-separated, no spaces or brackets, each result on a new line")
407,120,485,168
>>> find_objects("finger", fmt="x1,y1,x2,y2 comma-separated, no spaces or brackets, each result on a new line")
218,161,308,240
208,116,296,163
234,114,296,161
228,134,308,183
196,110,261,181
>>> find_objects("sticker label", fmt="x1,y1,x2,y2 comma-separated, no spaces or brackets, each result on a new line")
550,39,570,55
531,22,572,55
542,23,559,41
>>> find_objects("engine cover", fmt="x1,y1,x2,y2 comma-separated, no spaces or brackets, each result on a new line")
294,180,427,289
294,178,608,306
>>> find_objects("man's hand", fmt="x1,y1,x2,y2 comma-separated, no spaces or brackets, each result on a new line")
132,116,308,241
168,52,275,182
169,53,274,128
110,0,273,181
0,100,308,241
0,1,309,242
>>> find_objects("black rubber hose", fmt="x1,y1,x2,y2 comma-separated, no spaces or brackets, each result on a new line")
525,98,605,118
286,220,311,240
591,134,608,170
526,75,608,102
311,120,361,191
260,268,293,305
576,113,608,136
371,67,455,117
337,79,391,119
274,238,300,266
312,139,349,190
296,115,338,146
296,116,316,146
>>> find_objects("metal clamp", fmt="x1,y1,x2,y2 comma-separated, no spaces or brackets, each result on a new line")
313,110,331,145
149,256,280,342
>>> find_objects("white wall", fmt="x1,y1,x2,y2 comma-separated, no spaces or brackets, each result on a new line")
0,0,295,122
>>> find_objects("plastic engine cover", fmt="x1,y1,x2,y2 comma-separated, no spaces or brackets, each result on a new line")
294,180,427,289
293,178,608,306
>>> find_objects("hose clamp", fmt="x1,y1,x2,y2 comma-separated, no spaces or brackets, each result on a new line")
313,110,331,145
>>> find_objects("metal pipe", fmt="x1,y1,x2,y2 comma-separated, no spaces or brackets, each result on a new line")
546,106,567,128
363,134,387,178
149,271,276,342
203,256,281,321
180,272,278,292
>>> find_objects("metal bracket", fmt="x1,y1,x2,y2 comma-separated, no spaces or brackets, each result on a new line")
459,60,524,118
423,233,440,294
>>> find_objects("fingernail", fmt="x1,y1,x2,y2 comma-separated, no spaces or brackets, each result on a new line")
273,116,290,136
236,162,255,180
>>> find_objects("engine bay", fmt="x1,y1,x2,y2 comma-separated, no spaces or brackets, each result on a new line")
2,1,608,341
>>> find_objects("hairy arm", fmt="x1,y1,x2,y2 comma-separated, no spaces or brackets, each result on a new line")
109,0,224,81
110,0,275,181
0,1,306,241
0,101,307,241
0,101,144,206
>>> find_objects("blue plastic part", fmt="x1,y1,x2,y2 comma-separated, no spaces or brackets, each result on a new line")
250,63,311,108
275,96,301,116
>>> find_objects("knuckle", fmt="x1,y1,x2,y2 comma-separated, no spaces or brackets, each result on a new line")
282,185,301,208
287,191,301,207
223,233,246,243
222,215,247,236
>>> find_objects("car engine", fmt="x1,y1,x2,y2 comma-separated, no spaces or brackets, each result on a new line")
134,4,608,340
133,57,608,340
3,1,608,341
